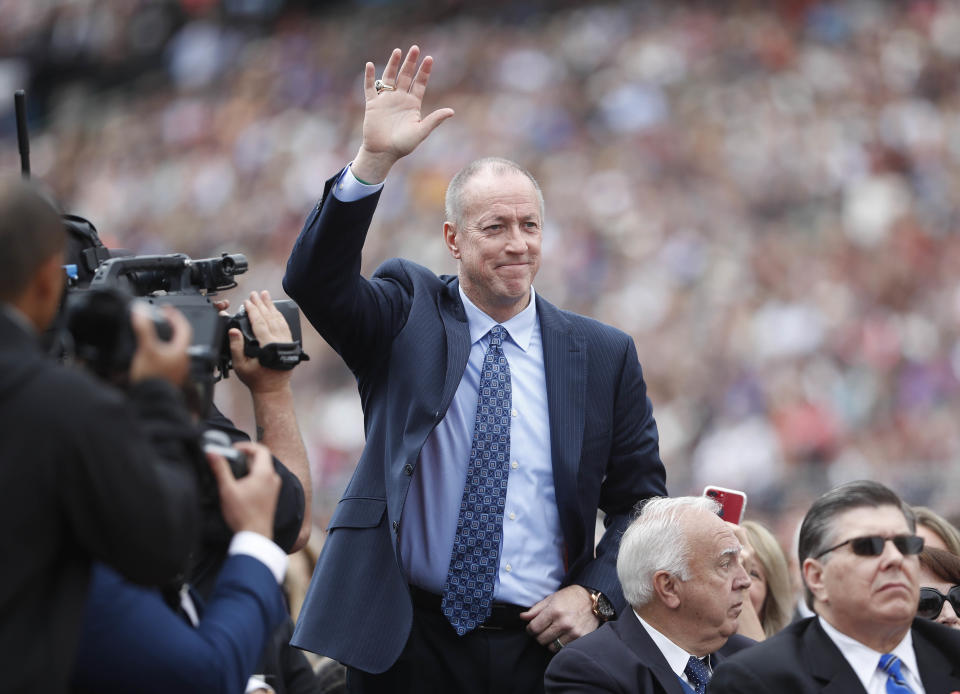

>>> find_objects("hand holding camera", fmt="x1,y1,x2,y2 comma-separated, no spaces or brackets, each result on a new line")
228,290,296,394
206,441,280,540
128,302,192,386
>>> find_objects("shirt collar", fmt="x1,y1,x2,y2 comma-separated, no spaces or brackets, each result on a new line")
458,285,537,352
818,616,919,689
635,611,709,680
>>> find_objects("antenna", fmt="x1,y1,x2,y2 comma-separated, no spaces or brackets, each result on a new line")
14,89,30,178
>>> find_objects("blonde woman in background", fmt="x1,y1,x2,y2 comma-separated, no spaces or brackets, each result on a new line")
913,505,960,555
740,520,793,639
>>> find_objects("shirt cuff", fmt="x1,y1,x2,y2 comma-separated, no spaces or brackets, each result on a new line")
228,531,288,584
332,163,384,202
245,676,275,694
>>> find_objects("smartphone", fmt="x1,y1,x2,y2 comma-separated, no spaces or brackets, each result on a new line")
703,486,747,525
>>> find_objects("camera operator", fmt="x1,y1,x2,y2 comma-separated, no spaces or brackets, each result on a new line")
204,289,318,694
71,441,292,694
0,180,203,694
71,291,317,694
203,289,313,571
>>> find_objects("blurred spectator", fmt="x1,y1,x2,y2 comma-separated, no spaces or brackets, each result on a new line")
741,519,793,638
913,505,960,555
917,546,960,630
7,0,960,528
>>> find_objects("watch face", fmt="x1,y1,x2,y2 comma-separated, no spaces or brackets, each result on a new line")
594,592,615,619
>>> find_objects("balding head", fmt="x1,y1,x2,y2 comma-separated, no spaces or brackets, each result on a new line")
444,157,544,228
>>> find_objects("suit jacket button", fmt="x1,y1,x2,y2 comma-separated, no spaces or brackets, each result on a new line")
392,521,399,532
403,464,414,475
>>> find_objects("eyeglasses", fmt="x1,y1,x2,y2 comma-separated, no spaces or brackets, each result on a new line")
813,534,924,560
918,586,960,619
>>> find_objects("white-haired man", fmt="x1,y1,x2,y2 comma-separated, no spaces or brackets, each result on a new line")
545,496,754,693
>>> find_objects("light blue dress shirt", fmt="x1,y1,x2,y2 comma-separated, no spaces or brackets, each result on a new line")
331,165,565,607
401,288,564,607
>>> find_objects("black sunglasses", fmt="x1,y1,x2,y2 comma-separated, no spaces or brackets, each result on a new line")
813,534,924,560
918,586,960,619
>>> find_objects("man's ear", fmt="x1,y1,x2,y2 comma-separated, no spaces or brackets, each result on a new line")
15,252,65,332
443,221,460,259
652,570,682,609
802,557,828,605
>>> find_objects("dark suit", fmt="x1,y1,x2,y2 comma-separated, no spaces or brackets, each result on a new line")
545,611,753,693
707,616,960,693
0,309,201,694
71,555,287,693
283,172,666,673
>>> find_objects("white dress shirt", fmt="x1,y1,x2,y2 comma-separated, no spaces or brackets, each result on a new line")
819,617,925,694
636,611,713,689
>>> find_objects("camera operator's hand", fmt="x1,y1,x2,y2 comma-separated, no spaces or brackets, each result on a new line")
207,441,280,539
128,303,192,386
229,290,293,394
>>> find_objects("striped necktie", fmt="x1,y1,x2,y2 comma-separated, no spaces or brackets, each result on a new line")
878,654,915,694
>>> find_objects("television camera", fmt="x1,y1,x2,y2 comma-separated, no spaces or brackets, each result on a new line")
15,90,308,417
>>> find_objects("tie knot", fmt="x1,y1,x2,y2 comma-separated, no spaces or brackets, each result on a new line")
684,655,710,694
488,325,506,348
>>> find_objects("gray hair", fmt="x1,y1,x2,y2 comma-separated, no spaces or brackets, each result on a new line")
444,157,545,228
798,480,915,610
0,178,64,302
617,496,721,608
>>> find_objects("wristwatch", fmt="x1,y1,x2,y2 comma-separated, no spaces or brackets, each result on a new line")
589,589,616,622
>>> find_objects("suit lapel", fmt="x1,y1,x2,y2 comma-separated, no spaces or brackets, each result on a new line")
804,619,868,694
912,619,960,693
536,296,586,555
615,613,690,694
437,279,471,418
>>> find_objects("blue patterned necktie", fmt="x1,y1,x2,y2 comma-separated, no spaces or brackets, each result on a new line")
878,654,915,694
684,655,710,694
441,325,512,636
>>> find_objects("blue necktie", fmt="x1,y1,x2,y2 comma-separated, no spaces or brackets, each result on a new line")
878,654,915,694
441,325,512,636
684,655,710,694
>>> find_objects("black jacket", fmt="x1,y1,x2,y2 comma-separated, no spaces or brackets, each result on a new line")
707,616,960,693
0,308,202,694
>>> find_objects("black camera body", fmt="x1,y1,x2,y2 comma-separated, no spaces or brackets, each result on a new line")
56,217,307,416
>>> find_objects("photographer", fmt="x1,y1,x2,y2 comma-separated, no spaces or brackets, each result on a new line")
198,288,313,596
203,289,318,694
0,180,203,693
71,291,316,694
71,441,291,694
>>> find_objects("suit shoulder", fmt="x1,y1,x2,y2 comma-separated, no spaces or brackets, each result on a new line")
371,257,443,284
913,616,960,653
560,621,624,658
542,300,633,344
716,618,811,668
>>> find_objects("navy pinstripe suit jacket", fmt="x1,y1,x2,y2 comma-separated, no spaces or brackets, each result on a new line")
283,171,667,673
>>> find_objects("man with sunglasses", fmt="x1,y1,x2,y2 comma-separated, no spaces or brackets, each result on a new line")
708,480,960,694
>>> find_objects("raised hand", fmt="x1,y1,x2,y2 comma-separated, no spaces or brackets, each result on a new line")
352,45,455,184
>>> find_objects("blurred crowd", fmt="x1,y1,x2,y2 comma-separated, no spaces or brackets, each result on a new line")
5,0,960,546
